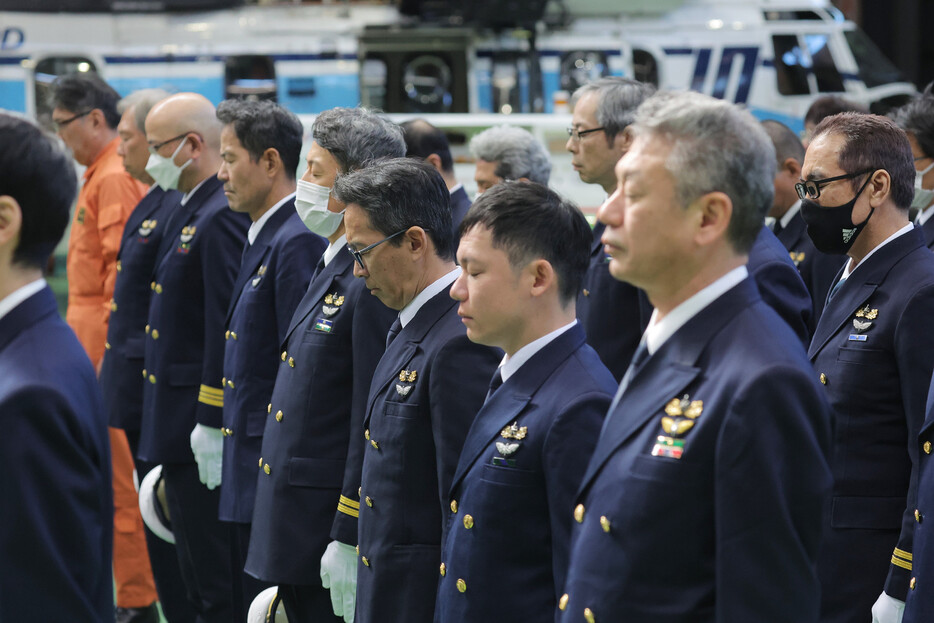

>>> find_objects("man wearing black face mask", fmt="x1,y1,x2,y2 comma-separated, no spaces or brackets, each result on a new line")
803,112,934,623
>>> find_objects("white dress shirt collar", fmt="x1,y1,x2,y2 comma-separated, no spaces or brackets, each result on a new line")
399,267,461,328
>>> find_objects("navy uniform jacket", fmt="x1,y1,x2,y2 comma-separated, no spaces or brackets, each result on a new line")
559,278,831,623
218,201,324,524
138,176,250,464
577,222,651,381
809,227,934,621
100,186,181,430
450,186,471,237
747,224,812,344
0,285,114,622
245,247,396,583
355,283,500,623
436,324,615,623
774,211,844,332
905,385,934,621
919,216,934,249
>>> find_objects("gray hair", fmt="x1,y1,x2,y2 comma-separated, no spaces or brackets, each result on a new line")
312,107,405,173
469,125,552,185
118,88,170,134
571,77,656,142
632,91,774,253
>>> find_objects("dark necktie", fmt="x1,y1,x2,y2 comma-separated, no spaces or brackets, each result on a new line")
604,339,650,428
827,277,847,303
485,368,504,402
311,256,326,282
772,219,784,237
385,317,402,349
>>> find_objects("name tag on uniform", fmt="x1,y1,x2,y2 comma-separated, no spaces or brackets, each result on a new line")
848,334,868,342
314,318,333,333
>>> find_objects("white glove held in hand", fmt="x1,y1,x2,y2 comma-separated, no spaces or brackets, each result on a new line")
189,423,224,490
871,591,905,623
320,540,358,623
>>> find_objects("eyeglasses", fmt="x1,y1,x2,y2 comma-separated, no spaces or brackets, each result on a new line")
52,110,91,131
795,169,875,201
566,126,606,142
346,229,408,270
148,132,191,153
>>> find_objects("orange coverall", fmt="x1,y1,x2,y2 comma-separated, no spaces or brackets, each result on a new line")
65,137,158,609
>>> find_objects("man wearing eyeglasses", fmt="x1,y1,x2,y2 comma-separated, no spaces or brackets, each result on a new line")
336,158,500,623
801,112,934,623
50,73,159,623
138,92,250,623
246,107,403,623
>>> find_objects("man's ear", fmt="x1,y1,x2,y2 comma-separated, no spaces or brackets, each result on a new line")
692,191,733,248
261,147,283,178
0,196,23,248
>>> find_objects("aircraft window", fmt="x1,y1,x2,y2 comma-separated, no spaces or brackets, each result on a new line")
225,55,276,102
762,11,823,21
361,59,388,111
632,49,658,87
805,35,844,93
771,35,810,96
402,54,453,113
844,29,906,88
560,51,610,93
34,56,98,131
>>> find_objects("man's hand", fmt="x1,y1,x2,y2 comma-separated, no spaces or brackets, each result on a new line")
871,591,905,623
189,424,223,489
320,540,358,623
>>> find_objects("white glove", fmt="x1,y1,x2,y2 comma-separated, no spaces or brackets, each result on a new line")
189,423,224,490
871,591,905,623
320,540,358,623
247,586,282,623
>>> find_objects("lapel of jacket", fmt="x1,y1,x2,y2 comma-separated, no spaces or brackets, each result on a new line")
921,218,934,249
450,325,586,492
590,222,606,259
283,249,352,345
153,176,223,273
579,279,759,493
807,228,923,359
364,285,457,427
118,189,164,260
0,285,58,354
778,211,807,252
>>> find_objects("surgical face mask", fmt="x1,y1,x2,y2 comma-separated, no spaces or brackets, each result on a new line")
800,174,874,255
145,138,191,191
295,179,344,237
912,160,934,211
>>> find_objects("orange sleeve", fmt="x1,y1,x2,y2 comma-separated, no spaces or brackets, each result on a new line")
97,172,145,302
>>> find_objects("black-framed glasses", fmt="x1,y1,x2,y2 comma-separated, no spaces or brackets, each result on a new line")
566,126,606,141
52,110,92,131
148,132,191,154
795,169,875,201
346,229,408,270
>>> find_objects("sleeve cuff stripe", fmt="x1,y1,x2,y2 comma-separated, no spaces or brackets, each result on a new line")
337,503,359,518
198,385,224,407
891,556,913,571
199,384,224,397
894,548,913,561
339,495,360,510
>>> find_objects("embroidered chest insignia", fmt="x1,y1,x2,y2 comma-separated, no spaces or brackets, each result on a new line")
789,251,805,266
322,293,345,317
494,421,528,465
395,369,417,397
495,441,520,457
500,422,528,440
653,394,703,459
138,219,157,237
252,265,267,287
76,206,86,225
177,225,196,252
852,304,878,333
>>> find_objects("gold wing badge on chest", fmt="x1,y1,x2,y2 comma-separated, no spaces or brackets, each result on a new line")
849,304,878,342
177,225,196,253
493,421,528,467
138,219,157,237
252,265,267,287
652,394,703,459
322,293,345,317
395,369,417,397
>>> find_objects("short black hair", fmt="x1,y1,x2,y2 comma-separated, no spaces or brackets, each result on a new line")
460,181,590,304
0,113,76,268
400,118,454,173
761,119,806,167
891,83,934,159
50,73,121,129
216,99,304,180
804,95,868,127
333,158,455,261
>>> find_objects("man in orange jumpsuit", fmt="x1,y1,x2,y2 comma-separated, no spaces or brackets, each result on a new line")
52,73,159,623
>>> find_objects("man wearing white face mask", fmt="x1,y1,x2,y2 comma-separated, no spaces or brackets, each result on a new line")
139,92,251,623
893,88,934,249
246,107,404,623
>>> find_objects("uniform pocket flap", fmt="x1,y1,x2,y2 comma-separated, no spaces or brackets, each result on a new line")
480,463,537,487
167,362,204,387
288,456,345,488
831,495,905,530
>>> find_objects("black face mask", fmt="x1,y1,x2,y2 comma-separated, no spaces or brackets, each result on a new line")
800,175,874,255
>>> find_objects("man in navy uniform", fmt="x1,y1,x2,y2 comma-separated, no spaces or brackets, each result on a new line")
437,181,616,622
0,112,113,622
761,119,844,329
469,124,552,194
337,158,500,623
246,107,404,623
138,92,251,623
100,88,195,623
799,113,934,623
904,370,934,622
401,118,472,235
892,89,934,245
559,91,832,623
203,99,326,621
